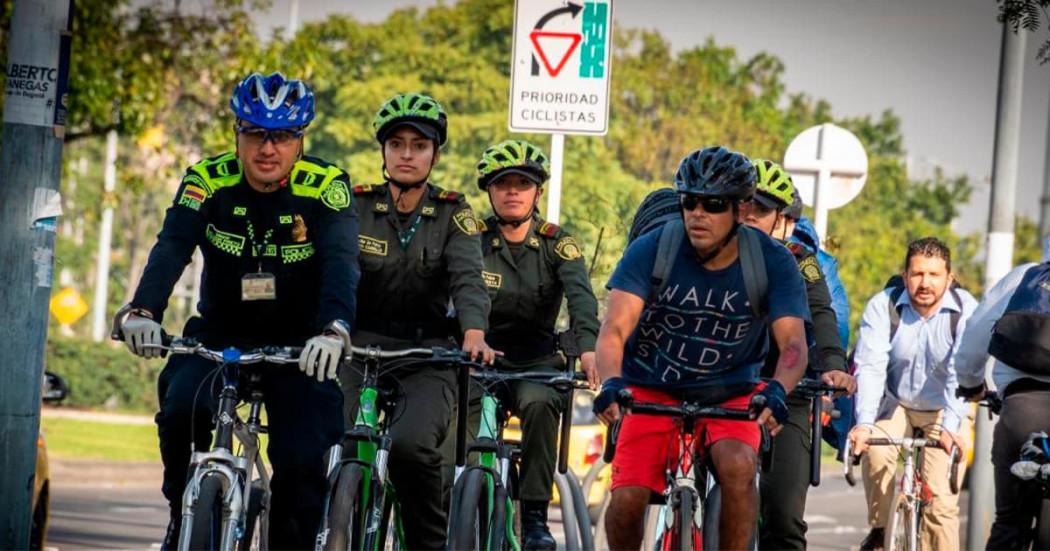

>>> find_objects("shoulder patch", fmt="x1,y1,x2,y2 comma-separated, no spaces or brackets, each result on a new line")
538,221,561,238
321,179,351,210
798,255,823,283
452,209,480,236
554,235,583,261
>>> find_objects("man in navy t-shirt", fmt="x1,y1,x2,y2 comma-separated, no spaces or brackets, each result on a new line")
594,146,810,550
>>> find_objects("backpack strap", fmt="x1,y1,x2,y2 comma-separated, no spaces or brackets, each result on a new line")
649,219,684,303
949,287,963,341
888,286,906,342
737,225,768,319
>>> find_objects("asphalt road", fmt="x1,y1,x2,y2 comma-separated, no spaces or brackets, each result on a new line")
46,471,968,550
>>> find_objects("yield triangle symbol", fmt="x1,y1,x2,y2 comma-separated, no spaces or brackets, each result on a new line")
530,31,582,77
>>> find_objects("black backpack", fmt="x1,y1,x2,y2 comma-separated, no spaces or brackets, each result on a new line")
988,263,1050,375
627,188,768,319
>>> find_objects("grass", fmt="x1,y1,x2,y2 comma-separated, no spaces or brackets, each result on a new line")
41,417,161,462
41,414,272,463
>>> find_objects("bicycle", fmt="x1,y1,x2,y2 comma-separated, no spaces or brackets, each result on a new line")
843,425,962,551
445,331,592,551
111,304,350,551
314,345,483,551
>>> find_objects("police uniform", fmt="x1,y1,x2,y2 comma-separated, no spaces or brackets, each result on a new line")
759,240,848,551
471,215,599,502
131,152,359,548
342,180,489,549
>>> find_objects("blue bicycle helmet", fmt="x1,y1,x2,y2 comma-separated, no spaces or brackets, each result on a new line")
674,146,756,201
229,72,315,129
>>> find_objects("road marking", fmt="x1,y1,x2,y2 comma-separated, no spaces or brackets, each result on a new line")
805,514,837,524
808,525,863,535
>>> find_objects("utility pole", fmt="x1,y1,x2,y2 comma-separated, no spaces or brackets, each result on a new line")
0,0,73,548
970,22,1026,549
1040,89,1050,240
91,129,117,341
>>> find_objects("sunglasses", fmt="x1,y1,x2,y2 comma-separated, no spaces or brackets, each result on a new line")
235,125,304,146
679,194,733,214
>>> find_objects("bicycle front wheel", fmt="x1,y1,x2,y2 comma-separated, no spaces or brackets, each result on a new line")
446,468,491,551
323,463,366,551
187,473,226,550
669,487,699,551
884,493,916,551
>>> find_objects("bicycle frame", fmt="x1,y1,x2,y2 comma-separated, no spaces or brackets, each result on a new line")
180,359,274,551
317,356,403,551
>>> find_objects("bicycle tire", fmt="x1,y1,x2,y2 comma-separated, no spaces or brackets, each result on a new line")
447,468,489,551
188,474,225,550
670,487,697,551
323,463,366,551
489,478,508,550
702,484,720,551
238,480,266,551
884,493,914,551
1035,497,1050,550
565,469,596,551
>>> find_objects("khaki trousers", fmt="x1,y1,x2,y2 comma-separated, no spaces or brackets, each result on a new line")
861,406,970,551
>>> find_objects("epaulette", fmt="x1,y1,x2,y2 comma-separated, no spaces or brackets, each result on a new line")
186,152,242,196
433,189,462,202
477,218,489,232
353,184,382,195
537,221,561,238
785,240,810,259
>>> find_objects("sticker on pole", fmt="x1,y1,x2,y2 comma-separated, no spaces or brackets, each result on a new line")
509,0,613,135
2,0,69,128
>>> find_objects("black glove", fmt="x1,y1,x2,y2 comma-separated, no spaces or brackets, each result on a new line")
955,382,986,401
751,380,789,424
593,377,627,416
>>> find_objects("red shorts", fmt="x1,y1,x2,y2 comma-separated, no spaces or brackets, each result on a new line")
610,384,763,495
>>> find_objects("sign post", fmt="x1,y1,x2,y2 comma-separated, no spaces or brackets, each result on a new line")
509,0,613,224
782,123,869,245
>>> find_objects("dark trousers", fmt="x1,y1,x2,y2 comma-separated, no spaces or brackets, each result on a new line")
986,386,1050,550
340,360,457,551
155,353,343,549
759,398,811,551
466,377,567,502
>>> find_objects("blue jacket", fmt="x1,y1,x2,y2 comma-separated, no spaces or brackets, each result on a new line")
791,218,850,349
791,217,854,457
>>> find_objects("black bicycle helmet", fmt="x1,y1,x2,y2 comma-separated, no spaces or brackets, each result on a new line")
673,146,756,201
784,187,804,220
628,187,681,244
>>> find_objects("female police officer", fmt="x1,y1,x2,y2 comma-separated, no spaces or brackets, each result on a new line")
473,139,600,549
342,92,496,549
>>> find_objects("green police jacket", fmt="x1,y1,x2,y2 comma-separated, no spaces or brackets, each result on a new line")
352,181,489,344
480,215,599,368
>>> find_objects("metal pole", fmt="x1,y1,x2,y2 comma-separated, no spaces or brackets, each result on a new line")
91,129,117,341
288,0,299,38
811,123,831,245
970,22,1026,549
1040,87,1050,240
546,133,565,224
0,0,72,547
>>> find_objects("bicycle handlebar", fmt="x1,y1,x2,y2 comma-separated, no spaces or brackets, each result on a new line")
143,339,302,365
843,434,963,493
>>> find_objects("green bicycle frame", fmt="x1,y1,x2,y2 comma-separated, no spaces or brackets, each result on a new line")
472,392,520,551
348,383,405,550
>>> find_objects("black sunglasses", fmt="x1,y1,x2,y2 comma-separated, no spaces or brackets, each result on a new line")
234,125,305,146
680,194,733,214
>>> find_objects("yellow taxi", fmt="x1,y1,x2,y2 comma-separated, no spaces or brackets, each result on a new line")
32,371,68,550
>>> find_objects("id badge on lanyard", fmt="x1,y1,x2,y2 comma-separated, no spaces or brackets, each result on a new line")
242,220,276,301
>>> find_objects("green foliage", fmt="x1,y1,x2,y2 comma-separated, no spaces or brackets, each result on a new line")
41,416,160,461
46,337,161,412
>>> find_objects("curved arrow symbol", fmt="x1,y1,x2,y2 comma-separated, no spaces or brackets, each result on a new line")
531,2,584,77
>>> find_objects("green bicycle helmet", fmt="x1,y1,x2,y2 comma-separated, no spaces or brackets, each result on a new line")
373,93,448,146
476,139,550,190
751,159,795,210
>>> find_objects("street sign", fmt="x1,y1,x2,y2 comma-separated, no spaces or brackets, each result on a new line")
783,123,868,243
50,286,87,326
509,0,613,135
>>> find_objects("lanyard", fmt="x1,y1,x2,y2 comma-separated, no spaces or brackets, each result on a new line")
397,214,424,251
246,220,274,272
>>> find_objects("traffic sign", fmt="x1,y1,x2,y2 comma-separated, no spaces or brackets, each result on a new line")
50,287,88,326
783,123,868,243
509,0,613,135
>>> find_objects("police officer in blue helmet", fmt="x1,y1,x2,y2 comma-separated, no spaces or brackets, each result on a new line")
121,72,359,548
